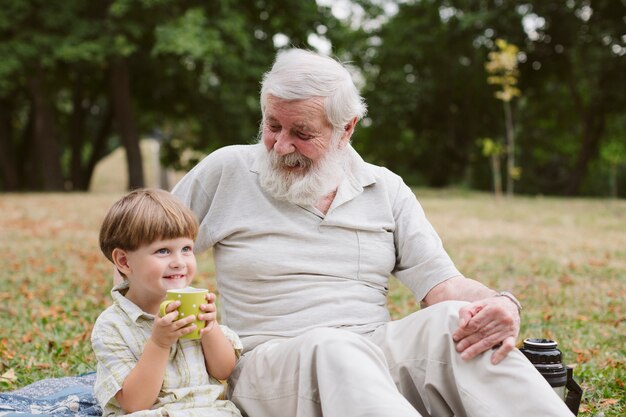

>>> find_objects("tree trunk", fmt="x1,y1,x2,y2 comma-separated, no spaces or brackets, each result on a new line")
503,100,515,197
491,153,502,200
28,70,65,191
69,74,86,190
80,103,114,190
0,98,19,191
609,163,617,199
564,105,605,196
18,108,35,189
111,57,144,190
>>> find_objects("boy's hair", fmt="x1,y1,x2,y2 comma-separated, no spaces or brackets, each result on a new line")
99,188,199,264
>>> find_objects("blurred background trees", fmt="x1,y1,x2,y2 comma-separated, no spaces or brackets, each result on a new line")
1,0,624,196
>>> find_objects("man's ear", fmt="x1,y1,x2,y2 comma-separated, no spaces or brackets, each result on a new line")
340,117,358,145
111,248,131,277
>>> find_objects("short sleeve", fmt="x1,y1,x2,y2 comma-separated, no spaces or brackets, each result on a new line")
91,318,139,409
219,325,243,358
392,181,461,300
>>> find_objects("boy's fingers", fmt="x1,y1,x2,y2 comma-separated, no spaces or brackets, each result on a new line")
160,310,179,322
198,312,216,322
174,324,196,337
200,303,216,312
162,301,181,315
176,314,196,327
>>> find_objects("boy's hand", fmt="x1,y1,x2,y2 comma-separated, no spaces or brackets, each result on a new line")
198,292,218,335
150,301,197,349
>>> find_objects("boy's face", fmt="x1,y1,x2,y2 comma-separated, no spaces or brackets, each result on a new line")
115,237,197,311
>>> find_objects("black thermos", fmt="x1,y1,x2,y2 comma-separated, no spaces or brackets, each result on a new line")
520,338,583,416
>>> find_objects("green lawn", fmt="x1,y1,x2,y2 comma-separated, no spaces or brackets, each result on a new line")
0,190,624,416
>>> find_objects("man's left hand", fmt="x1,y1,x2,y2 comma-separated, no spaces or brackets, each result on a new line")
452,295,520,364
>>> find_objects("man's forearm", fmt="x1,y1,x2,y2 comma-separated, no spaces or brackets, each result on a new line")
422,275,498,306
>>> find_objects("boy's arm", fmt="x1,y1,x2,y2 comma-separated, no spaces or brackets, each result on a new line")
198,293,238,380
114,339,169,412
116,305,197,413
200,324,238,380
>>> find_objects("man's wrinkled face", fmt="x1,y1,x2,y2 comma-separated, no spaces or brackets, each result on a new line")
261,95,335,172
257,95,350,206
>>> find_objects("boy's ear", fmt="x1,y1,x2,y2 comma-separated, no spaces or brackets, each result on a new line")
111,248,131,276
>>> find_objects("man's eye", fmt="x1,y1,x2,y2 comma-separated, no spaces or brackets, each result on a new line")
268,124,281,132
296,131,312,140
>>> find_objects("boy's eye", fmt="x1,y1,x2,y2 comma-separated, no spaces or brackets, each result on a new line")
156,248,170,255
182,246,193,253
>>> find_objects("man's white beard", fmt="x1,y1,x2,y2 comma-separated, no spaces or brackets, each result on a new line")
257,138,350,207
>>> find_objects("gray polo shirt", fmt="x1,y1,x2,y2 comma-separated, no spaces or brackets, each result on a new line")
172,144,460,353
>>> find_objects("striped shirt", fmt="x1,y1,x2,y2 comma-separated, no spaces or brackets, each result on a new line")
91,283,243,417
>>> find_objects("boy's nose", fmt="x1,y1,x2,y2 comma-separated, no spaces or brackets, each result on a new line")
169,255,184,268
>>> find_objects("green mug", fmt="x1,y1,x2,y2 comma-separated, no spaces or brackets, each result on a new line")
159,287,208,340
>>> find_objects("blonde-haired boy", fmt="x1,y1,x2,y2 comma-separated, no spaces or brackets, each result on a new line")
92,188,242,417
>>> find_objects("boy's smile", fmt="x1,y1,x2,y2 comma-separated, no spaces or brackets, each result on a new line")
114,237,197,314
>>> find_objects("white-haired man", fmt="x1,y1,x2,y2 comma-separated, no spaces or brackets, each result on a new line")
172,48,573,417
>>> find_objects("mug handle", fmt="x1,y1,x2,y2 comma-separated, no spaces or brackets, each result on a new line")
159,300,177,318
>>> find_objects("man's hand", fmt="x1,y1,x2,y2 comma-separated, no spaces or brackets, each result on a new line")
452,295,520,364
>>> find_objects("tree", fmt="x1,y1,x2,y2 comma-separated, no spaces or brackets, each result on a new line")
340,0,625,196
344,0,517,187
478,137,505,198
0,0,126,190
516,0,626,195
486,38,521,197
0,0,337,191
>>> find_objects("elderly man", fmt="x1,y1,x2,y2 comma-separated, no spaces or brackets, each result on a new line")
172,49,573,417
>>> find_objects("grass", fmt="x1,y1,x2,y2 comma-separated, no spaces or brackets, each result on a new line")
0,190,624,416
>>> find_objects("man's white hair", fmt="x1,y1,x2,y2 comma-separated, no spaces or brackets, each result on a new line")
260,49,367,133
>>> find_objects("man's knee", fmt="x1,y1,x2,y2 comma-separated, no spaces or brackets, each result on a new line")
412,300,468,334
302,328,384,363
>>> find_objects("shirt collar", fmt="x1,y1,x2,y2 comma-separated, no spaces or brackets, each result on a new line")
327,147,375,211
111,281,155,323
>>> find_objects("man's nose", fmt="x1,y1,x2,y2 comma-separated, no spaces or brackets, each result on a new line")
273,130,295,156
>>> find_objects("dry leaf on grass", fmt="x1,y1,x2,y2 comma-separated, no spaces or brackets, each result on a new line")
1,368,17,382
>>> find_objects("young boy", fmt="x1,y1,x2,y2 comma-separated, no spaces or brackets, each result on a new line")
92,188,243,417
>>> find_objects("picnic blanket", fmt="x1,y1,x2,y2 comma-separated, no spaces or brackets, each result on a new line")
0,373,101,417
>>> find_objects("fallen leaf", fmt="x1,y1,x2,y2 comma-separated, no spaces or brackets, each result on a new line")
0,368,17,382
599,398,619,407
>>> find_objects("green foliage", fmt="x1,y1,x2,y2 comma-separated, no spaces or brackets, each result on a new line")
479,137,504,157
485,38,521,102
0,0,339,189
0,0,624,196
153,8,222,59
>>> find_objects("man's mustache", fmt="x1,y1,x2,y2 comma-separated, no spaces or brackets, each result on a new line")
272,152,313,170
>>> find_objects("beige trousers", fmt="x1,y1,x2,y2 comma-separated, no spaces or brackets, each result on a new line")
228,301,574,417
